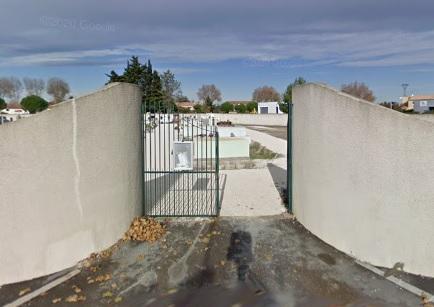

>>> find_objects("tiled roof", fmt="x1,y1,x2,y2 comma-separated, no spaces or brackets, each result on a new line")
409,95,434,101
176,102,194,107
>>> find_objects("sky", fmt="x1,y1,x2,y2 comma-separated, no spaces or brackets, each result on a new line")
1,0,434,102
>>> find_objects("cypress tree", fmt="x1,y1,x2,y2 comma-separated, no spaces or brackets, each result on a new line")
106,56,167,112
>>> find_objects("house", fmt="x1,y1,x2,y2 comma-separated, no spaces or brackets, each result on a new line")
0,108,30,122
410,95,434,113
400,95,434,113
176,101,195,112
257,101,283,114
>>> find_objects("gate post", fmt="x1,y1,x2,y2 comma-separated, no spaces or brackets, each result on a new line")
287,103,293,213
141,103,145,216
215,130,220,215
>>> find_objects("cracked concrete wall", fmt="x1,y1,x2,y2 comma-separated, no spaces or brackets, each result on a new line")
293,83,434,277
0,83,143,285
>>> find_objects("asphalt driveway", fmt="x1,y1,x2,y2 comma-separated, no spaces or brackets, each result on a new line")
0,215,424,306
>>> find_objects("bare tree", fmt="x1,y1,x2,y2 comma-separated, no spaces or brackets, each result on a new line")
0,78,14,99
47,78,70,103
341,82,375,102
23,78,45,96
0,77,23,101
197,84,222,103
252,86,281,102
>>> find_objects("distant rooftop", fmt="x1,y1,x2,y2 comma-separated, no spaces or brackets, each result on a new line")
409,95,434,101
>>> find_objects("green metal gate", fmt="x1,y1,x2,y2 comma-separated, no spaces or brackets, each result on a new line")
287,102,293,213
142,105,220,217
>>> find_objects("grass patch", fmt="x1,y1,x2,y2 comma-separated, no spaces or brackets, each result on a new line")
250,141,279,160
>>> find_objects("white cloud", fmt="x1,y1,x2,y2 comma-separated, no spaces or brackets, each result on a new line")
2,25,434,69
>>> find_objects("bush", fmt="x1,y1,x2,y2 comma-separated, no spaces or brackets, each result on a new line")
246,102,257,113
279,102,288,113
235,104,247,113
20,95,48,114
193,104,205,113
220,102,234,113
249,141,279,159
0,97,6,110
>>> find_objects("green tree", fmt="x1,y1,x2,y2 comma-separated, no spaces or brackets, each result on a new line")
106,56,166,112
161,70,182,102
0,97,6,110
20,95,48,114
193,104,205,113
283,77,306,104
235,104,247,113
220,102,234,113
204,96,213,112
246,102,257,113
281,77,306,113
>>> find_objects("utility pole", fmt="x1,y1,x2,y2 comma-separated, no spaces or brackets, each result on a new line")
402,83,409,97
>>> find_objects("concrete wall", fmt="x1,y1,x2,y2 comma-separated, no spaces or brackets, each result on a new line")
0,83,143,285
210,113,287,126
414,114,434,123
293,83,434,277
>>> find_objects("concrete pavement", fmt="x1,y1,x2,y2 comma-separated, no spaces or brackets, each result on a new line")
219,127,288,217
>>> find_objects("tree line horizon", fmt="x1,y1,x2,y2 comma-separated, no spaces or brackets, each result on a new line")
1,56,377,115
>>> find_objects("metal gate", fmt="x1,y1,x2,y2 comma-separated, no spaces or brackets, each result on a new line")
142,106,220,217
287,102,293,213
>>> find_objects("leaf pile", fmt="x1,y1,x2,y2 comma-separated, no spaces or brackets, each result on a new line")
124,217,166,242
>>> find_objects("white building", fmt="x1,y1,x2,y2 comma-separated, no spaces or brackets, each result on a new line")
257,102,283,114
0,108,30,123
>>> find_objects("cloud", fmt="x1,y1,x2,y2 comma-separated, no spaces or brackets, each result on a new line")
1,0,434,69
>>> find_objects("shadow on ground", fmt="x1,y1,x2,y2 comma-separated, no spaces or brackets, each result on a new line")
267,163,288,204
0,216,423,307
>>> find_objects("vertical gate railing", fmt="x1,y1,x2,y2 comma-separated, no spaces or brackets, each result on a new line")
287,102,293,213
143,102,220,217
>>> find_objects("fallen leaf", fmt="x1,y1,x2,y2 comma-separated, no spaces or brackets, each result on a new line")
136,254,145,261
19,288,31,296
52,297,62,304
72,285,82,293
95,273,111,282
87,279,95,284
65,294,78,303
220,260,226,266
65,294,86,303
124,217,166,242
102,291,113,298
167,288,178,295
114,296,123,303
